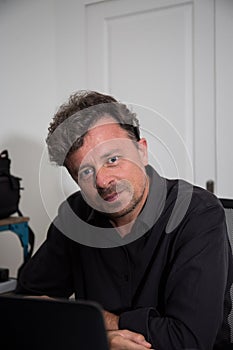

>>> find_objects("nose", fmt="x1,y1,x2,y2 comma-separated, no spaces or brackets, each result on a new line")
95,166,114,189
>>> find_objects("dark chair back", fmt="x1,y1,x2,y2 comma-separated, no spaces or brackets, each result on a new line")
219,198,233,343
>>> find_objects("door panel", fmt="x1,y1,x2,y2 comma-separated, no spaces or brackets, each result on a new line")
85,0,215,188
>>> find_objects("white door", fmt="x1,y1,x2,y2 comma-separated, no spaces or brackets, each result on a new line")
83,0,219,193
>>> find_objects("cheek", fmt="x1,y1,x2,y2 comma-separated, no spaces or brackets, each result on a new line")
124,163,147,188
79,181,96,196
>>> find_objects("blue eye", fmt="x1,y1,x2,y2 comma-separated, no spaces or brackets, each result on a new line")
79,167,94,180
107,156,119,164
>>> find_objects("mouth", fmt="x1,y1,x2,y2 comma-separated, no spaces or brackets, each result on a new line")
102,192,120,202
98,183,127,203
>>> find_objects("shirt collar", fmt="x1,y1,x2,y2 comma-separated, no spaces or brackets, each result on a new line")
134,165,167,232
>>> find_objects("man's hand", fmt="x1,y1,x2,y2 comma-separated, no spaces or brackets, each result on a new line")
108,330,153,350
103,310,153,349
103,310,120,330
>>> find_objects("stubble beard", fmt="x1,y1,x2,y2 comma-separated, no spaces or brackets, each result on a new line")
82,176,148,220
104,178,148,220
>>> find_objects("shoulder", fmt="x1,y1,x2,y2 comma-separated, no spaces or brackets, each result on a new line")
166,178,223,212
164,178,225,234
52,191,93,240
186,184,223,218
58,190,93,221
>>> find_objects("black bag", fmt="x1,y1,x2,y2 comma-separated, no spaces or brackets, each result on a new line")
0,150,22,219
0,150,35,270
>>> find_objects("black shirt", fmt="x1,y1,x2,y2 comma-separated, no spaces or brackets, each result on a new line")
16,166,233,350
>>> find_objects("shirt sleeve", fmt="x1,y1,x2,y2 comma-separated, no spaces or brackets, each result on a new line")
15,222,74,298
119,203,232,350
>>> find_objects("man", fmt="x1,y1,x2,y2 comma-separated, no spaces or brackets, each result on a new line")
16,90,233,350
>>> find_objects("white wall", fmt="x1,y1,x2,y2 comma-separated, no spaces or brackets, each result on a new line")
0,0,86,276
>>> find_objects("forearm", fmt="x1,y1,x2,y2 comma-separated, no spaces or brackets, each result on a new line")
104,308,200,350
119,308,200,350
103,310,119,330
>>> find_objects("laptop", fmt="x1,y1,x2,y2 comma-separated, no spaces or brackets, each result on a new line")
0,295,109,350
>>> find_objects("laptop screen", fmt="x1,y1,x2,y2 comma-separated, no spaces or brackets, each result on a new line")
0,295,109,350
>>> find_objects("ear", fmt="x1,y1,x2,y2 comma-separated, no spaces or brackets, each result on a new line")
137,138,148,166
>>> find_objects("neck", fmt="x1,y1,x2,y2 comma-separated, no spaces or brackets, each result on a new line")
111,221,135,238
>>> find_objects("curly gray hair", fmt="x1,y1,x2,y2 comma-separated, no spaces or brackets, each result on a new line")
46,90,140,166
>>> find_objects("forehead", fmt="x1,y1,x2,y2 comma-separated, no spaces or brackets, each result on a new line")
68,119,135,168
82,120,131,152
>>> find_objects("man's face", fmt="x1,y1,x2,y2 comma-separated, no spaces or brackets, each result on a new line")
67,118,149,223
